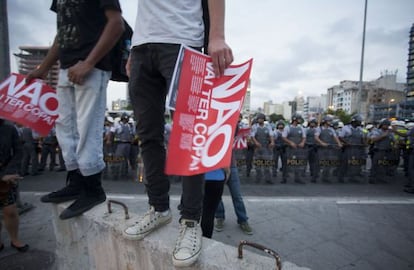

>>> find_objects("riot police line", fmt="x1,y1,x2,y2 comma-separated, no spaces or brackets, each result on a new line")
101,112,412,189
234,114,411,185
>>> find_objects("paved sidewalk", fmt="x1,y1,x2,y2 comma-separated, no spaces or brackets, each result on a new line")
0,169,413,269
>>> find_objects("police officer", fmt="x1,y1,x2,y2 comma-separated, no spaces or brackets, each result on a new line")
272,120,287,178
39,127,58,172
392,122,414,191
245,117,256,178
114,113,134,177
250,113,275,184
128,117,139,172
368,119,394,184
305,118,319,182
338,114,366,183
20,128,41,176
282,113,307,184
315,115,343,183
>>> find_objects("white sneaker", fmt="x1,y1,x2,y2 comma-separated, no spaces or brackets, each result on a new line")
123,206,172,240
172,219,202,267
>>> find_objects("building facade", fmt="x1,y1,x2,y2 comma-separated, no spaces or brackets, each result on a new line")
303,95,326,120
406,23,414,101
328,73,405,122
14,46,59,89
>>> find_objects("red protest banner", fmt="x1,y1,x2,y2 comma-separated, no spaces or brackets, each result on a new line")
233,127,251,150
165,46,253,176
0,73,58,136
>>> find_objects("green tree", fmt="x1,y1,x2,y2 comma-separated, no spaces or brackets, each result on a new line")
269,113,284,123
324,108,354,124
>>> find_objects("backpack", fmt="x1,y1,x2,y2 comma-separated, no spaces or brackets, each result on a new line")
110,19,133,82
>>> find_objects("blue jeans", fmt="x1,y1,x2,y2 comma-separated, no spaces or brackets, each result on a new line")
55,68,109,176
215,166,248,224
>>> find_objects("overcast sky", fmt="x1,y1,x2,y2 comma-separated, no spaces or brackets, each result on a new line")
7,0,414,110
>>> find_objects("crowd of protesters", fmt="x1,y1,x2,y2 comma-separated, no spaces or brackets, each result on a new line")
233,113,414,193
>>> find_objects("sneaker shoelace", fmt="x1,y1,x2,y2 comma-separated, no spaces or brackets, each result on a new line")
176,221,198,252
135,208,158,230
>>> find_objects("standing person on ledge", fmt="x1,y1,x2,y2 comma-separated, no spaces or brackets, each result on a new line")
122,0,233,267
26,0,124,219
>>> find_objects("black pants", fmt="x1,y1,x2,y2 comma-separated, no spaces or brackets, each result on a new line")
201,181,225,238
129,43,203,220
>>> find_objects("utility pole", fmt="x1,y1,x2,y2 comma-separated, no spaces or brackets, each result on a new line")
0,0,10,81
357,0,368,116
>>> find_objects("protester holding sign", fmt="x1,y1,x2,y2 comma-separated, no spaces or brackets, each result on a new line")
123,0,233,267
25,0,124,219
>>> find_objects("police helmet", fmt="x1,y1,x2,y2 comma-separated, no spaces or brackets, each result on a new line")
309,118,318,125
276,120,285,129
121,113,129,120
321,115,333,125
291,113,302,123
379,119,391,128
106,116,114,124
332,119,340,128
350,114,363,124
256,113,266,120
406,122,414,129
365,124,374,130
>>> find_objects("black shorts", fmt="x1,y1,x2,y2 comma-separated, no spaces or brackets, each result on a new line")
0,184,18,208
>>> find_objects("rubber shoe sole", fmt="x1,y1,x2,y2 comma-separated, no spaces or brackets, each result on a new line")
59,194,106,220
40,193,80,203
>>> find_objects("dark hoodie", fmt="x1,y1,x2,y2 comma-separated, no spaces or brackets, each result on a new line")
0,119,22,179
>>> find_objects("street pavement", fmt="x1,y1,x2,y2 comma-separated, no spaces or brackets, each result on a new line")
1,168,414,270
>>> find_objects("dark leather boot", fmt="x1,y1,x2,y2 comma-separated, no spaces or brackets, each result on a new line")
40,170,82,203
59,171,106,220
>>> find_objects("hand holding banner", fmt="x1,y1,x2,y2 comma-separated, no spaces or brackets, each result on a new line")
0,73,58,136
233,127,251,150
166,46,253,176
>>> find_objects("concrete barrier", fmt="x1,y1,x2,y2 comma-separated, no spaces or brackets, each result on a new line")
52,201,310,270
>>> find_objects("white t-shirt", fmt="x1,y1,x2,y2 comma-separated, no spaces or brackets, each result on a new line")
132,0,204,47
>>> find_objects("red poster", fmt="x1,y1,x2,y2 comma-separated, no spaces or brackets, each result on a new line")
166,46,253,176
0,73,58,136
233,127,251,150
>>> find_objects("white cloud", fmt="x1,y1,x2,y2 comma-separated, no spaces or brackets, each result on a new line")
7,0,414,110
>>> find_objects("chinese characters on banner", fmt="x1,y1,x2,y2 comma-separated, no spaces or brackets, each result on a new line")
233,127,251,150
0,73,58,136
166,46,253,176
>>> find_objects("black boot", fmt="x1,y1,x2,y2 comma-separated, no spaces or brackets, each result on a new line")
40,170,82,203
59,171,106,220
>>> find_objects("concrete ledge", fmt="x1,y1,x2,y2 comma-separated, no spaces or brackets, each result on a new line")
52,200,310,269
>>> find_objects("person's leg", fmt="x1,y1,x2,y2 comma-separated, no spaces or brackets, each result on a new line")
75,68,109,176
58,68,110,220
129,44,174,211
215,200,225,219
227,166,248,223
30,144,40,175
3,204,24,247
49,145,57,171
39,145,48,170
201,181,224,238
407,151,414,187
20,144,30,175
123,44,177,240
55,69,79,172
272,148,279,177
1,187,28,251
369,151,380,184
180,174,204,221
